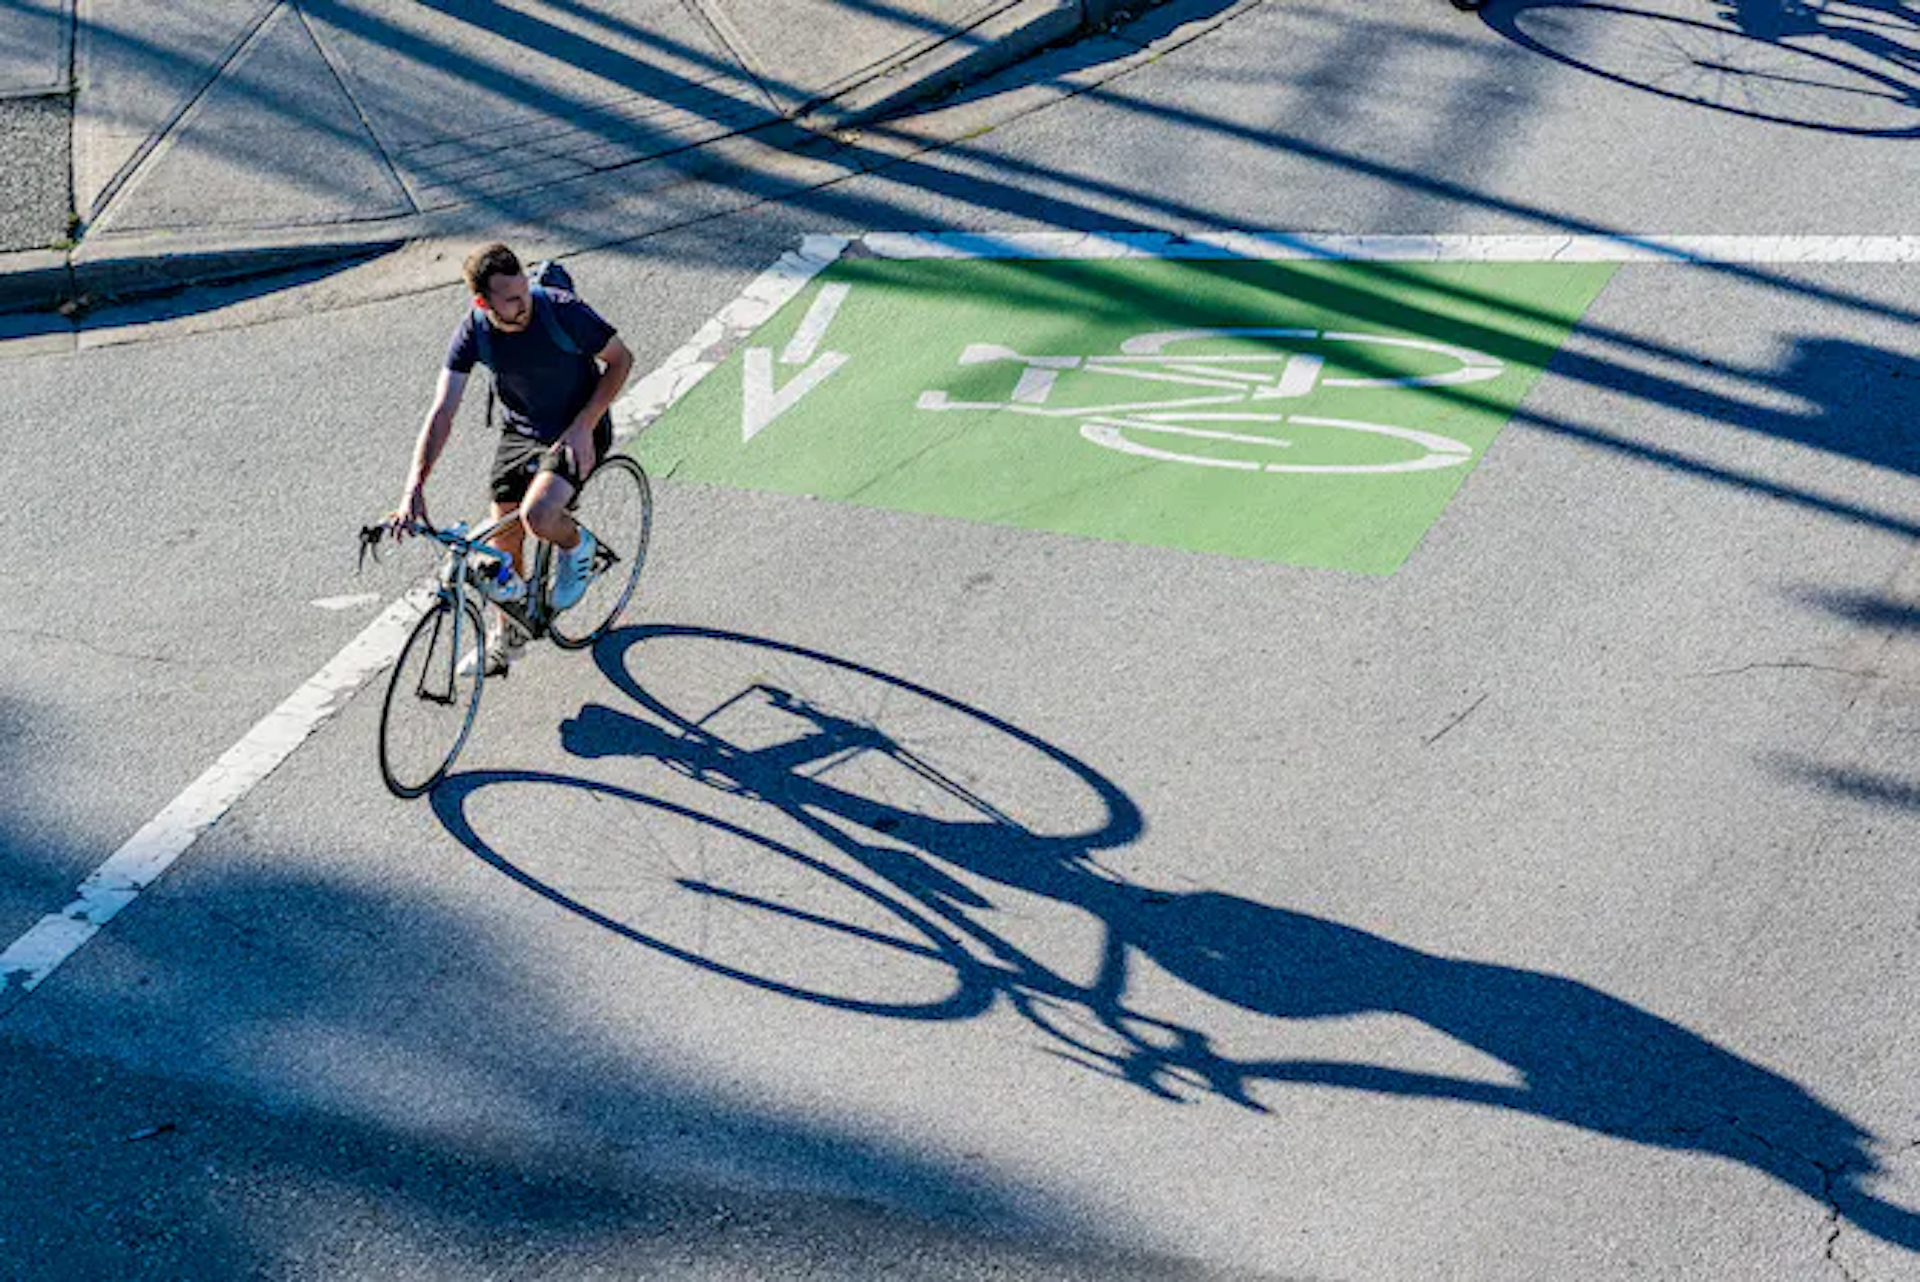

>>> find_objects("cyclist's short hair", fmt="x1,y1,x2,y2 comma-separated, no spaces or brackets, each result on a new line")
463,242,523,298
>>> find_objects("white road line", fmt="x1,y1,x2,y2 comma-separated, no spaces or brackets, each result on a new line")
859,232,1920,263
0,592,429,1014
781,283,853,366
310,592,382,612
614,234,851,442
0,234,865,1016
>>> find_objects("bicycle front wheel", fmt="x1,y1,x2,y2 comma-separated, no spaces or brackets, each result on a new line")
551,454,653,649
379,597,486,797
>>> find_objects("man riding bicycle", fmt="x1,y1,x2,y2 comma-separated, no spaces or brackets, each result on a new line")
393,243,634,674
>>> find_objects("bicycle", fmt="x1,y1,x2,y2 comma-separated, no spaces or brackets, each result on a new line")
361,452,653,798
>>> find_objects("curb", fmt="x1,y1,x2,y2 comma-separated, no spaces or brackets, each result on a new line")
81,239,404,307
0,0,1128,319
0,248,71,313
796,0,1084,132
0,0,1251,322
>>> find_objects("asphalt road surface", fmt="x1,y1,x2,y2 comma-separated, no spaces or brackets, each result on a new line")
4,2,1918,1278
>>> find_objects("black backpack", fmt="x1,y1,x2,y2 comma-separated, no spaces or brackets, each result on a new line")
471,259,587,429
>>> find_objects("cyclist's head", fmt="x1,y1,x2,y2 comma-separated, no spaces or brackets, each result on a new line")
464,242,532,331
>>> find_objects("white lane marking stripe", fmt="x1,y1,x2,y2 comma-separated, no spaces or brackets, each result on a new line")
781,282,852,366
858,232,1920,263
0,233,866,1016
311,592,381,611
613,233,851,442
0,591,431,1013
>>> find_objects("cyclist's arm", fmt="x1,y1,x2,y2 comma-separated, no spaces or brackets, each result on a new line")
396,368,469,526
561,336,634,469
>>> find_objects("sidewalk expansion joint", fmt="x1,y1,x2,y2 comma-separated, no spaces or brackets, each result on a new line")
673,0,786,118
83,0,283,225
291,1,420,216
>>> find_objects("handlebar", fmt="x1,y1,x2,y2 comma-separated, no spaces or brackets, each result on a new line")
357,513,522,573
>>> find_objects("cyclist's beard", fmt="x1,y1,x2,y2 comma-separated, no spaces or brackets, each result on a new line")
490,304,530,331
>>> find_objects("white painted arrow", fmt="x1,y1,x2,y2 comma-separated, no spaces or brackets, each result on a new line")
742,284,852,442
743,348,848,442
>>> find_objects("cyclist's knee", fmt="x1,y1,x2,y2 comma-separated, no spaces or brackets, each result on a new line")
522,489,570,541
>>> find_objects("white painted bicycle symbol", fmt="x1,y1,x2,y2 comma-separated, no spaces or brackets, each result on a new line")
916,328,1506,474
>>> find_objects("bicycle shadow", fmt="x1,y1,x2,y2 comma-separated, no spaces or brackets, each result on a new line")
1482,0,1920,137
432,623,1920,1251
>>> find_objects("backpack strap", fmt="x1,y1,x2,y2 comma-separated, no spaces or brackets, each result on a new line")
529,284,583,357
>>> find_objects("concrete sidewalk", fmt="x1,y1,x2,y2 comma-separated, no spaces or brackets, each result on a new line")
0,0,1132,313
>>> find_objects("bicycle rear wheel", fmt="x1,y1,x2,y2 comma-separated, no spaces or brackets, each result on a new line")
379,597,486,797
551,454,652,649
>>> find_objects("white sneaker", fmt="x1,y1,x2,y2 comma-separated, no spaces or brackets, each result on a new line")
550,528,598,611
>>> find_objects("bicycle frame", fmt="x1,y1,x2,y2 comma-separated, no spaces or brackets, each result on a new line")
385,511,559,708
412,510,561,639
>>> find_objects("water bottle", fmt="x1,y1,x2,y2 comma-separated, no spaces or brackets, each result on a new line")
474,551,526,604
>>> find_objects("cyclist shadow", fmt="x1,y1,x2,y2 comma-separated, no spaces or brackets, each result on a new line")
442,625,1920,1252
1723,0,1920,74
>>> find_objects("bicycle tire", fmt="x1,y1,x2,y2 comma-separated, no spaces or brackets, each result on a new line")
550,454,652,649
379,597,487,797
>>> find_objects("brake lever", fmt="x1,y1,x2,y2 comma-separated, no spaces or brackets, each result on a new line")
356,523,389,573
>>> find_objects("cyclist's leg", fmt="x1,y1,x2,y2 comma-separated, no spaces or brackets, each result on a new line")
484,436,538,658
522,468,580,550
522,415,610,548
487,434,542,576
487,501,527,574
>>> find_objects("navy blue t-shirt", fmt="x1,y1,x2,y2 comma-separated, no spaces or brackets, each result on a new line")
446,288,617,442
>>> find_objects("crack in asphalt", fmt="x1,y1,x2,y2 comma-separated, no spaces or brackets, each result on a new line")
1683,659,1886,681
1656,1110,1900,1281
1827,1138,1920,1280
0,625,190,669
1818,1159,1869,1282
1423,691,1489,747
